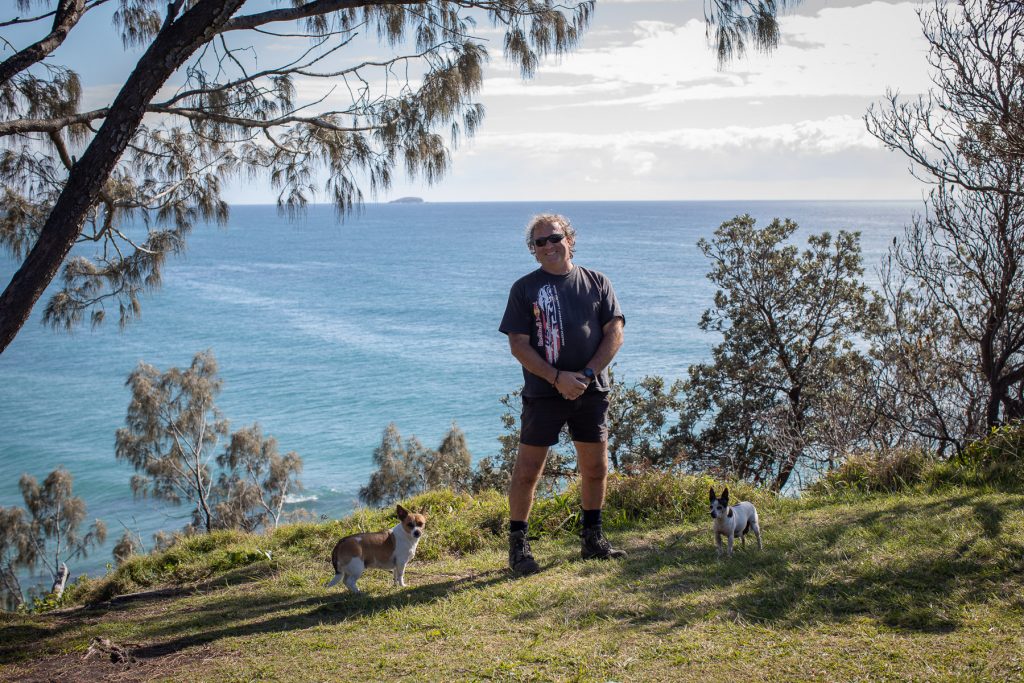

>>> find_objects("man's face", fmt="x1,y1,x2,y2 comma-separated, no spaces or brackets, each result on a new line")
532,221,573,272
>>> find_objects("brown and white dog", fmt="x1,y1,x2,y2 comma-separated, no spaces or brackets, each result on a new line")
325,504,427,593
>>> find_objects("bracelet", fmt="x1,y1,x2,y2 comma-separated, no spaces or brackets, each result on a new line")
552,370,560,387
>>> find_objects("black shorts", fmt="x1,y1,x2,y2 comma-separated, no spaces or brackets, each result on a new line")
520,391,610,447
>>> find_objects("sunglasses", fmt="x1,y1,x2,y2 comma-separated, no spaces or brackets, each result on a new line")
533,233,566,247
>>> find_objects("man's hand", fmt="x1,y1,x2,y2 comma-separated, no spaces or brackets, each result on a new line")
555,372,589,400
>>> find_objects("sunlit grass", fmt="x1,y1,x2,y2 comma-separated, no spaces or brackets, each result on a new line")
2,476,1023,681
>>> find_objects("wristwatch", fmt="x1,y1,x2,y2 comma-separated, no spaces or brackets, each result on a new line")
582,367,596,383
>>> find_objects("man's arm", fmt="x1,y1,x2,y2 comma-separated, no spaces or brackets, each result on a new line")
507,333,589,399
585,317,625,375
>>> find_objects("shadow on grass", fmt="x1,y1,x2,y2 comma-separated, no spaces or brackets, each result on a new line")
0,621,69,663
128,567,509,660
587,492,1024,634
0,562,289,665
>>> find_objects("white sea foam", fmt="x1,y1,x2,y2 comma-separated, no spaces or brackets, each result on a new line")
285,494,320,504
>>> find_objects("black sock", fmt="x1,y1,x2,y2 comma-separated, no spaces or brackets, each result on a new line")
582,509,602,529
510,520,528,534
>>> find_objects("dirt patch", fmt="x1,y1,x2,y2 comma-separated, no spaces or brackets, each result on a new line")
3,638,220,682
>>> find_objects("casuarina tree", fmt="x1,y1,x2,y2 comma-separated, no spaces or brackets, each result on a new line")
115,350,304,533
0,0,795,353
18,467,107,599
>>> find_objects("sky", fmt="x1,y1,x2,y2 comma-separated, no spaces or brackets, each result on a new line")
379,0,935,203
3,0,935,203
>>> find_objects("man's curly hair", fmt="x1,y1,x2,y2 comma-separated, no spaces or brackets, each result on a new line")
525,214,576,256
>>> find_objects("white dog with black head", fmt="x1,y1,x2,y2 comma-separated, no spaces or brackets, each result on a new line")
709,487,762,556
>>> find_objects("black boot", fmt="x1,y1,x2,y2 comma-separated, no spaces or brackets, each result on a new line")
580,526,627,560
509,529,541,575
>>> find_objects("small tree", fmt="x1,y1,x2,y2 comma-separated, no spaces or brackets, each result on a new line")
359,423,432,508
111,529,142,566
116,350,304,533
0,506,34,609
19,468,106,598
116,350,227,532
606,373,684,472
676,215,881,491
426,422,473,492
214,423,303,532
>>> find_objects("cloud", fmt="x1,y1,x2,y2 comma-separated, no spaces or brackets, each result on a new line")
465,115,879,159
487,2,931,105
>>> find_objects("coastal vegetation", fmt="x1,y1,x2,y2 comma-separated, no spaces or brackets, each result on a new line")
0,468,105,610
0,350,305,608
115,350,304,536
0,1,1021,678
1,450,1023,680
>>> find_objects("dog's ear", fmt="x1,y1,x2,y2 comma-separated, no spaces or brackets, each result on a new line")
721,487,729,505
709,487,716,502
396,504,408,520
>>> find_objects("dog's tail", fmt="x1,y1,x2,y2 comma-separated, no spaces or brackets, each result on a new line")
324,573,343,588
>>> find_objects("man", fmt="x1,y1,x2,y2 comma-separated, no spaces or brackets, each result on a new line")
499,213,626,575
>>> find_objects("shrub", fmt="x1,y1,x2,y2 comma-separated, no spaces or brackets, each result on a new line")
809,449,932,495
929,422,1024,490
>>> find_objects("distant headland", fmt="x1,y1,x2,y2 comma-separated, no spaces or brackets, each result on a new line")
389,196,425,204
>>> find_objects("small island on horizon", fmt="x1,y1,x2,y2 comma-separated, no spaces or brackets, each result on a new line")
388,196,425,204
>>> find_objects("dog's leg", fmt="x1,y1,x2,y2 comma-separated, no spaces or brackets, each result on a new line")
716,532,724,556
324,573,344,588
753,521,763,550
727,531,734,556
394,561,407,587
343,559,364,593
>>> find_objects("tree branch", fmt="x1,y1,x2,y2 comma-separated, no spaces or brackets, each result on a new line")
0,0,247,353
0,0,86,87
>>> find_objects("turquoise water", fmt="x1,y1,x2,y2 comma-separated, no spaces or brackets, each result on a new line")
0,200,916,577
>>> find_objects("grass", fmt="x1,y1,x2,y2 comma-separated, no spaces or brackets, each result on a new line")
1,475,1023,681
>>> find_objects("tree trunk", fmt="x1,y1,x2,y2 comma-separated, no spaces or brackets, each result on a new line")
50,562,69,598
0,0,246,354
772,388,805,492
772,445,802,492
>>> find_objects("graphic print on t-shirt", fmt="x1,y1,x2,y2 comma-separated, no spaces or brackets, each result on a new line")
533,284,563,364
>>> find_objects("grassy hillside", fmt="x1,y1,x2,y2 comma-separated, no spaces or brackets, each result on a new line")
1,474,1023,682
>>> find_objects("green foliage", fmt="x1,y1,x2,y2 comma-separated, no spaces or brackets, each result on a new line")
360,423,475,507
606,373,684,472
0,0,605,341
8,486,1024,681
116,351,305,535
16,468,105,603
929,422,1024,490
430,423,474,492
0,506,32,610
808,449,932,495
214,423,303,532
672,214,880,491
111,529,142,567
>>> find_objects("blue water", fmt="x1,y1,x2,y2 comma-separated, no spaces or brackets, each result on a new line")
0,200,916,578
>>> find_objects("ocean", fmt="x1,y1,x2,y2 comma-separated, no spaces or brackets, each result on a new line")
0,200,918,579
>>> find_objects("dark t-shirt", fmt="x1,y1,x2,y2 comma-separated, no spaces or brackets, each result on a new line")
499,265,624,398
